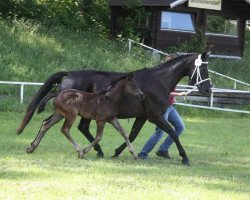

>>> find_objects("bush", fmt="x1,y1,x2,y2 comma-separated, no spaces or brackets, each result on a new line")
0,0,109,36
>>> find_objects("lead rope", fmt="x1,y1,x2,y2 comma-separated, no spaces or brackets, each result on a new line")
183,88,196,100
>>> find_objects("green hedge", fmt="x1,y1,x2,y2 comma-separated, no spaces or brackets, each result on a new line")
0,0,109,36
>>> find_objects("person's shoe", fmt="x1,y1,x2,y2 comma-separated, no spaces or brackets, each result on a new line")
156,150,171,159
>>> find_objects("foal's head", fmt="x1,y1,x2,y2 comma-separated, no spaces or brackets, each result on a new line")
102,73,144,100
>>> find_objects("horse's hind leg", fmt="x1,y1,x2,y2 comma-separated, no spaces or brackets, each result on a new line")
109,118,138,159
60,116,83,158
81,121,105,156
149,115,190,166
78,118,104,157
27,113,63,153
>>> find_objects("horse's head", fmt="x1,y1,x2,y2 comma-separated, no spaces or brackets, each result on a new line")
123,73,144,100
188,52,212,95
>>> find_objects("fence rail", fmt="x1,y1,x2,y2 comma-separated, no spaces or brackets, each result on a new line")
176,86,250,114
1,80,250,114
0,81,43,103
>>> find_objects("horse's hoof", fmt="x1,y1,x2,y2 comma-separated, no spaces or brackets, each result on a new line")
182,159,190,166
78,154,84,159
97,152,104,158
26,147,34,154
111,154,118,159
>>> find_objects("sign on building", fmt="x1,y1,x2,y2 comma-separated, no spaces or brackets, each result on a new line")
188,0,222,10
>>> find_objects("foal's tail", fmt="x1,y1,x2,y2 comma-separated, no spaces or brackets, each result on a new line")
37,93,58,114
17,71,68,134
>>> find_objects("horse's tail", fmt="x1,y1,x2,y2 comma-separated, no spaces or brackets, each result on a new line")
37,93,58,114
17,71,68,134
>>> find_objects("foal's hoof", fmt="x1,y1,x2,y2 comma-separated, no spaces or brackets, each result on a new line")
182,159,190,166
97,152,104,158
16,128,22,135
26,147,34,154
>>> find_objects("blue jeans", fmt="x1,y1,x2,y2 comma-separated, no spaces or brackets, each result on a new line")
139,106,185,158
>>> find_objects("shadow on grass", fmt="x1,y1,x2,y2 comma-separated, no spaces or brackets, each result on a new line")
0,148,249,196
1,154,249,197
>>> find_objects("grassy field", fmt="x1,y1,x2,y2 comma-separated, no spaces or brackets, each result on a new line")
0,112,249,199
0,17,250,199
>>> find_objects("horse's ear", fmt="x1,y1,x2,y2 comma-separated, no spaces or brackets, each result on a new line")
201,51,210,59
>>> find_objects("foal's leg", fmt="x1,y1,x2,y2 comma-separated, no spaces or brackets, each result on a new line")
26,113,63,153
113,117,147,158
78,118,104,157
109,118,138,159
148,115,190,166
81,121,105,156
61,115,83,158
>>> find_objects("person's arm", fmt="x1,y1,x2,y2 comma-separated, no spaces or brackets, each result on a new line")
170,90,192,97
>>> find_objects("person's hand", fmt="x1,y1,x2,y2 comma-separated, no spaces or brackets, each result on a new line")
170,90,193,97
184,90,193,96
177,91,192,96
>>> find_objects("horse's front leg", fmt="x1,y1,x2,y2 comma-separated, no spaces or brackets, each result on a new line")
81,121,105,156
148,115,190,166
112,117,147,158
78,118,104,157
109,118,138,159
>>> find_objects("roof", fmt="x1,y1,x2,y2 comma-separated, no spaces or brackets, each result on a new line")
225,0,250,18
109,0,250,18
109,0,175,6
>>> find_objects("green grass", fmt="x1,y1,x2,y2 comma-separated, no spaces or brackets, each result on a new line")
0,112,249,199
0,18,155,81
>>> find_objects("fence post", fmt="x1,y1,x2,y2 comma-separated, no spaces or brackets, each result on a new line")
20,83,24,103
234,80,237,89
210,91,214,107
128,39,132,53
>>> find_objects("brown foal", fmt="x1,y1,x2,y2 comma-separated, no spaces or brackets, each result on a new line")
26,73,144,159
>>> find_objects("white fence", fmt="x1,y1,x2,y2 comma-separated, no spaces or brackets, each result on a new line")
1,80,250,114
175,85,250,114
0,81,43,103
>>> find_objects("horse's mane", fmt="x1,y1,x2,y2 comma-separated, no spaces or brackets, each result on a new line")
144,53,197,71
98,53,198,94
159,53,197,68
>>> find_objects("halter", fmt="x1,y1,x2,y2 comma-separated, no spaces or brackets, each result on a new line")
190,54,211,86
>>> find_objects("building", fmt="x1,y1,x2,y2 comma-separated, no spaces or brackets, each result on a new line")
109,0,250,56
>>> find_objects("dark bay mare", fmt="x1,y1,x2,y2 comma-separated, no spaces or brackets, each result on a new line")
17,52,212,165
26,74,144,159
